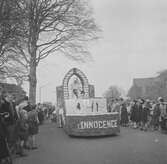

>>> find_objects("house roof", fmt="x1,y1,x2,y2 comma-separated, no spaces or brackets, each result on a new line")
133,77,160,87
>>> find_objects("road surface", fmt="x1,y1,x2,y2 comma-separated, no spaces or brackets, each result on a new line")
14,121,167,164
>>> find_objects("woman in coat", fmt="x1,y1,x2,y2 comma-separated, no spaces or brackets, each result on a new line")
130,100,138,128
120,102,129,126
141,101,149,131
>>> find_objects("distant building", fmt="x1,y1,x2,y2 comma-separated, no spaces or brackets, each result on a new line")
0,70,26,101
133,77,159,96
0,82,26,102
0,72,26,101
128,76,161,100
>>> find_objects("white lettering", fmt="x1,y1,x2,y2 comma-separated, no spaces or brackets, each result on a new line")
88,121,94,128
98,121,103,128
83,121,88,129
103,120,107,128
113,121,117,128
80,121,84,129
106,120,112,128
77,120,118,129
94,121,98,128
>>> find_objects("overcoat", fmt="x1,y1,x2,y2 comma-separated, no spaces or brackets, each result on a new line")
141,106,149,123
0,117,9,160
130,104,140,122
120,104,129,124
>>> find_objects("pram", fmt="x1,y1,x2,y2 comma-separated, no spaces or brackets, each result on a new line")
0,112,13,164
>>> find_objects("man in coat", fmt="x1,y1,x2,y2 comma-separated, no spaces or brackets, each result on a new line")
157,97,167,132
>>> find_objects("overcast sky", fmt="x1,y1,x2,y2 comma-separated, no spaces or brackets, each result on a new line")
28,0,167,103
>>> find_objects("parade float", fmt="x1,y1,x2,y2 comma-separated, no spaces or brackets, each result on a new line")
56,68,120,136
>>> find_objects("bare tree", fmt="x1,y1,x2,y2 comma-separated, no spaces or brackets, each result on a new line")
103,85,122,100
2,50,29,86
127,85,142,100
17,0,100,104
0,0,12,68
0,0,26,73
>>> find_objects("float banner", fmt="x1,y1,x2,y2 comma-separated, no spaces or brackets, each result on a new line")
65,113,119,130
65,114,120,136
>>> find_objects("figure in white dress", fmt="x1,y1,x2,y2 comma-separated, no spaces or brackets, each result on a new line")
69,77,83,99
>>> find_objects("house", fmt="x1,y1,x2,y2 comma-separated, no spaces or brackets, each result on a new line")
0,81,26,102
128,76,161,100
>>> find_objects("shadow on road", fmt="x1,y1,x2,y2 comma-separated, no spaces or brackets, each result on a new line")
68,133,121,140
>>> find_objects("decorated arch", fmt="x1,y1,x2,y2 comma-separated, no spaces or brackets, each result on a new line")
62,68,89,99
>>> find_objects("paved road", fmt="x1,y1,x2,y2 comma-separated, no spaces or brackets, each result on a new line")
14,121,167,164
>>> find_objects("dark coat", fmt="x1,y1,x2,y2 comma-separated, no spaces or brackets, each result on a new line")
141,106,149,123
120,104,129,124
0,118,9,159
152,104,160,127
137,104,142,123
23,103,32,112
38,110,44,124
153,104,161,118
28,119,39,135
0,99,14,126
28,111,39,135
0,138,9,160
155,103,167,131
130,104,136,122
0,117,7,139
16,119,29,141
130,104,141,122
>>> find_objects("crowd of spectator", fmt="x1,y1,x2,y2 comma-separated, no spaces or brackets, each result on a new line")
108,97,167,133
0,86,53,164
1,82,167,163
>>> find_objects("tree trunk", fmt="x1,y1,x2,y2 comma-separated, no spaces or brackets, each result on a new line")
29,58,37,105
28,28,38,104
